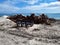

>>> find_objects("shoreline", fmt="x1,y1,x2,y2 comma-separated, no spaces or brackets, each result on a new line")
0,14,60,45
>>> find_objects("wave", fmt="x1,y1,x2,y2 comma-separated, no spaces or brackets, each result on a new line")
0,15,9,22
2,15,9,18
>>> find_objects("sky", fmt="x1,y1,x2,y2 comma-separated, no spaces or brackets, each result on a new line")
0,0,60,14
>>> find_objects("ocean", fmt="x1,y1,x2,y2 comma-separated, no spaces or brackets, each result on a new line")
0,13,60,19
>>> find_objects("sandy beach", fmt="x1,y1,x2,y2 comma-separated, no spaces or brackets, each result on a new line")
0,0,60,45
0,16,60,45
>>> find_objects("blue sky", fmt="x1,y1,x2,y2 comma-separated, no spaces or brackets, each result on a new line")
0,0,60,14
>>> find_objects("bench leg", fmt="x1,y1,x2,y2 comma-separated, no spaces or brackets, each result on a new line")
30,22,34,27
25,22,28,28
21,22,23,27
16,23,19,27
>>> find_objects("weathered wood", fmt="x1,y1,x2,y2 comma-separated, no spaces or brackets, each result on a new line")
16,19,34,27
7,13,56,27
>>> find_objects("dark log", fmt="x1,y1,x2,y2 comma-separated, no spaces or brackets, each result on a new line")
7,13,56,27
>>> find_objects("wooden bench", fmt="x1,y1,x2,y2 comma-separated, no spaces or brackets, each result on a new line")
16,20,34,27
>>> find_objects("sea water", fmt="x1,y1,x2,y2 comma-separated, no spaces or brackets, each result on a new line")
0,13,60,19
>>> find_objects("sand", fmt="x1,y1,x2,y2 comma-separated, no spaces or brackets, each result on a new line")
0,16,60,45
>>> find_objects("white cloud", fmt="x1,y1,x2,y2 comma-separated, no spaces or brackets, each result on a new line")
0,3,20,13
24,0,39,4
0,1,60,13
3,0,21,5
21,1,60,13
22,3,48,10
3,0,39,5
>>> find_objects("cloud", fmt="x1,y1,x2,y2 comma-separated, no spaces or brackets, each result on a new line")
23,0,39,5
0,3,20,14
23,1,60,9
48,1,60,6
0,2,32,14
3,0,39,5
0,0,39,13
21,1,60,13
0,1,60,13
3,0,21,5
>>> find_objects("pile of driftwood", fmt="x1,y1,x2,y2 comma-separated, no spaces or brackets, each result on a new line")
7,13,56,27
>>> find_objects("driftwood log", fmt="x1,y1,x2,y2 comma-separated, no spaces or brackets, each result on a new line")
7,14,56,27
